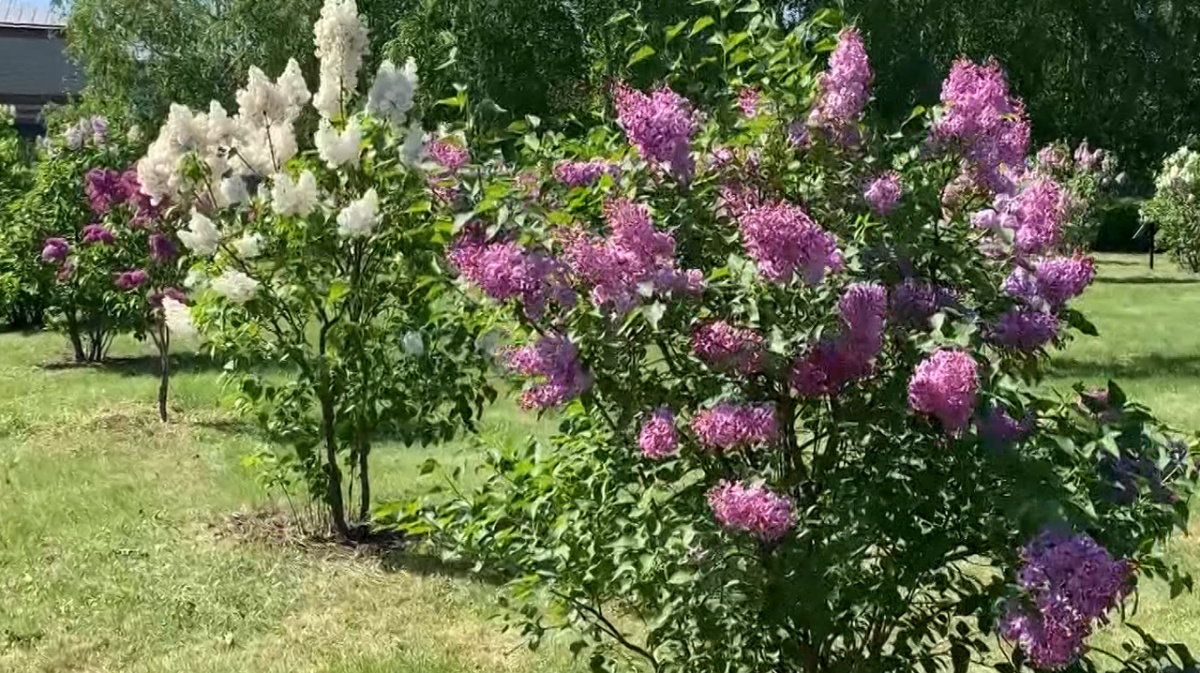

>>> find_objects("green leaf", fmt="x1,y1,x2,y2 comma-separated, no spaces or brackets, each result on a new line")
667,570,694,585
665,20,688,42
326,280,350,304
689,16,715,37
628,45,656,67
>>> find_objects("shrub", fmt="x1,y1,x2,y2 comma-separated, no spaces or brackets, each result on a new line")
1143,146,1200,272
401,4,1197,672
138,0,493,537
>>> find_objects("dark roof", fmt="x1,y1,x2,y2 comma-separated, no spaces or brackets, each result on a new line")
0,1,66,28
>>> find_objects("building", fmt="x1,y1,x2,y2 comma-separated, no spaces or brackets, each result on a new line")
0,2,81,135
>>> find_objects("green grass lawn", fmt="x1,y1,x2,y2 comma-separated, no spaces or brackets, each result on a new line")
1,252,1198,672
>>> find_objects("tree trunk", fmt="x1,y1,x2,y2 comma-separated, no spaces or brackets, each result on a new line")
357,432,370,522
66,312,85,362
320,392,351,539
157,327,170,422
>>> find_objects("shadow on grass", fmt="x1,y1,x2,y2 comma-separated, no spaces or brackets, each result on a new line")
1094,276,1200,286
43,352,226,376
378,546,514,587
1097,258,1146,267
1050,355,1200,379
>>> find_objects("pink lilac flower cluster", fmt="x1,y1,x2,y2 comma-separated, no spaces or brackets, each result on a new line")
561,198,703,314
450,227,575,320
807,28,872,145
989,307,1059,352
864,172,902,215
977,177,1070,255
891,279,953,330
613,83,698,182
638,407,679,459
503,334,592,410
999,529,1130,670
932,59,1030,193
691,403,778,451
427,138,470,173
114,269,148,291
738,200,841,285
41,238,70,264
1003,257,1095,310
692,321,766,374
553,159,620,188
792,283,887,397
738,88,761,117
1074,141,1104,173
707,480,794,542
81,224,116,246
908,349,979,435
975,406,1032,448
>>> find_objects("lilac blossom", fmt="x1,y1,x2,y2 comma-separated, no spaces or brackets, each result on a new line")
638,407,679,460
41,238,69,264
692,321,766,374
553,159,619,188
148,233,178,265
807,28,872,145
1000,529,1130,670
561,199,702,314
891,279,952,330
864,172,902,215
738,88,761,117
691,403,778,451
989,307,1059,352
738,200,841,285
791,283,887,397
932,59,1030,193
85,169,125,216
114,269,148,291
613,82,698,181
504,334,592,410
81,224,115,246
975,406,1032,448
908,349,979,435
450,227,575,320
707,480,794,542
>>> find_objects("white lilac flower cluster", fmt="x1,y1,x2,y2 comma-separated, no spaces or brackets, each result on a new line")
161,298,198,339
1154,146,1200,200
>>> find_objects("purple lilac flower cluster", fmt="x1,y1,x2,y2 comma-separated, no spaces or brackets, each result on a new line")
450,226,575,320
999,529,1130,670
792,283,887,397
692,321,766,374
932,59,1030,193
613,83,698,182
84,168,161,225
738,200,842,285
707,480,794,542
975,177,1070,256
1003,256,1095,310
891,279,953,330
975,406,1032,448
561,198,703,314
553,159,620,188
690,403,778,451
738,88,761,118
989,307,1059,352
81,224,116,246
638,407,679,459
908,349,979,435
114,269,149,291
503,334,592,410
41,237,70,264
807,28,872,145
864,172,902,215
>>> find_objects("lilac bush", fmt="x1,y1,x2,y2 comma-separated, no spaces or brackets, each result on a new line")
404,4,1197,672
